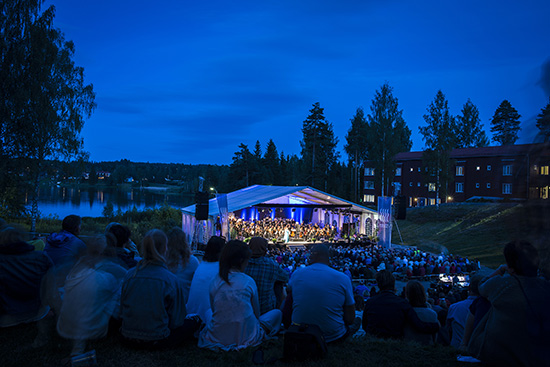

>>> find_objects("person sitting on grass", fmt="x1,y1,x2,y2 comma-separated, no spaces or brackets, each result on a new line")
403,280,439,345
56,236,127,357
105,223,138,269
198,240,282,351
467,240,550,366
120,229,201,349
166,227,199,304
186,235,226,325
0,226,53,328
363,270,439,339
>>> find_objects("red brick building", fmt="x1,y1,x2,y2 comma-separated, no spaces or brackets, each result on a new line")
363,143,550,207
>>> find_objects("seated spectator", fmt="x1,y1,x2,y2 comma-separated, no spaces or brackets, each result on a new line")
105,223,138,269
166,227,199,303
56,236,127,356
403,280,438,345
0,226,53,327
363,270,439,339
467,240,550,366
198,240,282,351
288,244,357,343
186,236,226,324
446,274,482,348
244,237,289,315
44,215,87,267
120,229,200,348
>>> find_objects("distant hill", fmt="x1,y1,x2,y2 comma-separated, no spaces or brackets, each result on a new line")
393,201,550,273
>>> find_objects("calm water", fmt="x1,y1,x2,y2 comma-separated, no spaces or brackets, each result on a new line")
27,186,194,218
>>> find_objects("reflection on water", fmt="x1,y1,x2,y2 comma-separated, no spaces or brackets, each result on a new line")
27,186,194,218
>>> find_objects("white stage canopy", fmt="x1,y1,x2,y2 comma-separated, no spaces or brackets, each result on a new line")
182,185,379,243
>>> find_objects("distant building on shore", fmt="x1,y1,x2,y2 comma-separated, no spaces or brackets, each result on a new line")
363,142,550,207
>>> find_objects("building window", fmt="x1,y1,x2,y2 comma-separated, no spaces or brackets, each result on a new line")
476,183,480,189
456,166,464,176
364,181,375,190
428,183,436,192
456,182,464,193
396,167,402,176
542,186,549,200
503,183,512,194
409,182,413,187
364,194,375,203
541,166,549,175
417,182,421,187
476,166,480,171
364,167,375,176
410,167,414,172
487,183,491,189
429,198,436,206
503,165,512,176
487,165,491,171
418,167,421,172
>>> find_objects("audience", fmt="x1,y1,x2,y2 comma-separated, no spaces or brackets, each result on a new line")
198,240,282,351
403,280,438,345
244,237,289,314
287,243,357,343
186,236,226,324
120,229,200,349
0,226,53,328
467,240,550,366
56,236,127,356
166,227,199,303
363,270,439,339
44,215,87,267
446,274,482,348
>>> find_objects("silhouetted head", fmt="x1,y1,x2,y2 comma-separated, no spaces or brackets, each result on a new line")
62,215,81,235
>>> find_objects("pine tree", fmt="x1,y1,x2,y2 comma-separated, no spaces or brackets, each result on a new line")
263,139,280,185
535,99,550,141
344,107,368,202
490,100,521,145
300,102,339,190
366,83,412,197
456,99,489,148
419,90,457,206
229,143,252,189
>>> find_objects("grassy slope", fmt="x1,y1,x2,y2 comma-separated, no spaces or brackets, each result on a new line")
393,201,550,270
1,322,464,367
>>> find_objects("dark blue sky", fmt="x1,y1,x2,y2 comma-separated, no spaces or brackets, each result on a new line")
46,0,550,165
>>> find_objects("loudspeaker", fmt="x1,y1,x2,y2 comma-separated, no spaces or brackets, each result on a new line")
394,195,407,220
195,192,209,220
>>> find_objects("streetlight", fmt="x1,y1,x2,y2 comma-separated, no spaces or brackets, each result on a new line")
210,187,218,197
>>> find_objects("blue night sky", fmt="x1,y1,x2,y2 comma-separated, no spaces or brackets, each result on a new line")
45,0,550,165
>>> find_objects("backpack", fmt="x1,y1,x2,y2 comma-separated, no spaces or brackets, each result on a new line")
283,323,327,361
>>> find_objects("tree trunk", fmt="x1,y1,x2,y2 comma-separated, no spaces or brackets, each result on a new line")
30,170,40,233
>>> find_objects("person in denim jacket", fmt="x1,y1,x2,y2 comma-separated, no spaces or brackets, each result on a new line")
120,229,200,348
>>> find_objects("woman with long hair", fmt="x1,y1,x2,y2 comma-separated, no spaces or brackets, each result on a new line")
198,240,282,351
403,280,438,345
120,229,200,348
166,227,199,302
186,235,226,324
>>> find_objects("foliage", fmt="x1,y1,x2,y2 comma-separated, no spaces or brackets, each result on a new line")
366,83,412,197
419,90,456,204
455,99,489,148
229,143,252,190
345,107,369,202
535,99,550,141
300,102,339,191
490,99,521,145
0,0,96,230
263,139,281,185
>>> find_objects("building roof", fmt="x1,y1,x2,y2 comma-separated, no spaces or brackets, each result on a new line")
181,185,376,217
394,143,550,161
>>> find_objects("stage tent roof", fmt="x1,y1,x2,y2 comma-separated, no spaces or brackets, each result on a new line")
181,185,376,218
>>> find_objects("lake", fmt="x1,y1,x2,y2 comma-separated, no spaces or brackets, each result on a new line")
28,185,194,218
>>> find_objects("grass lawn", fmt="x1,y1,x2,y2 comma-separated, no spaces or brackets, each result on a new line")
1,321,466,367
392,201,550,271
